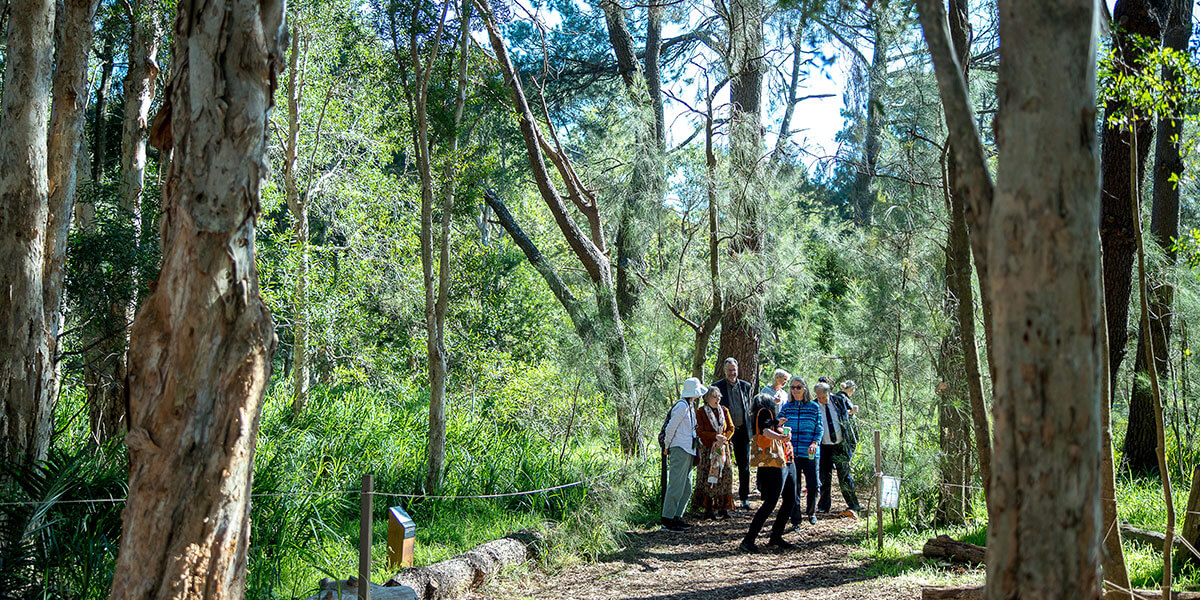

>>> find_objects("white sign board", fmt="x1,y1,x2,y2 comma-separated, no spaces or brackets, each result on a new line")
880,475,901,509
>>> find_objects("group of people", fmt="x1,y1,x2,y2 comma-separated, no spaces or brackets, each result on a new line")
659,357,862,553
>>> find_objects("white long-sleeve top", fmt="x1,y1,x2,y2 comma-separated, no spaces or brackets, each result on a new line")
664,399,698,455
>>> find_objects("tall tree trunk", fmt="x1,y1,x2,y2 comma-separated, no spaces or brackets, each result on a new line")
716,0,765,387
0,0,55,472
692,106,723,379
284,25,310,414
477,0,642,454
645,0,664,150
987,0,1105,597
850,5,885,227
1100,0,1162,410
107,0,282,596
1123,0,1187,477
43,0,102,438
88,0,164,443
942,0,992,507
91,34,115,180
601,0,659,320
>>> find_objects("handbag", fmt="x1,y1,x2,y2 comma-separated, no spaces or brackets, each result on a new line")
749,408,786,469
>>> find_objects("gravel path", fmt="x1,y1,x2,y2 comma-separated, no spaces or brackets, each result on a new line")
474,488,926,600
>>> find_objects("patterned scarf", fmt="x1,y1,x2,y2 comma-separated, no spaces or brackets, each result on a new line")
704,404,729,483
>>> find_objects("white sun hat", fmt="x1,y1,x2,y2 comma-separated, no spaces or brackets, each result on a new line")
680,377,708,399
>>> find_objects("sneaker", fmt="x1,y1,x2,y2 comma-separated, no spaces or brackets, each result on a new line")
808,515,818,525
660,518,676,531
674,519,693,531
768,538,798,551
716,510,730,520
838,509,859,519
783,524,799,534
740,500,752,510
738,540,759,554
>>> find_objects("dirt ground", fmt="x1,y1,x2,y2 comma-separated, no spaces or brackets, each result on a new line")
473,483,931,600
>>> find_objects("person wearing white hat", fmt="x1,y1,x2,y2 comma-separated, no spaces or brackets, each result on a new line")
661,377,704,532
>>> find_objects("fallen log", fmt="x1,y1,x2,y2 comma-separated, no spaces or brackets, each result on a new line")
921,586,1200,599
308,577,418,600
922,535,985,564
1120,523,1200,560
384,529,543,600
305,530,542,600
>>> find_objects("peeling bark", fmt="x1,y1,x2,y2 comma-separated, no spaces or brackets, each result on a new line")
0,0,55,471
44,0,102,439
108,0,283,596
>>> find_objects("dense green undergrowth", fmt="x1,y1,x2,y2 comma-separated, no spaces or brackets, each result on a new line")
855,474,1200,591
1,374,657,599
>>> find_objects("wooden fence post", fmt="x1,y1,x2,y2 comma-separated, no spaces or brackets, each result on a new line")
360,473,373,600
875,430,883,553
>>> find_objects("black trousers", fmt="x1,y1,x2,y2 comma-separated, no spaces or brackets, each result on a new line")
731,425,751,501
744,466,795,545
790,456,820,523
818,443,861,512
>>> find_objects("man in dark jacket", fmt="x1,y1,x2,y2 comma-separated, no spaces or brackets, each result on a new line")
816,381,861,517
711,357,754,509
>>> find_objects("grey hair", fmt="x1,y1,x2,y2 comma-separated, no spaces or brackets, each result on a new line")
841,380,857,390
789,376,810,402
814,382,832,394
723,357,739,367
773,368,791,381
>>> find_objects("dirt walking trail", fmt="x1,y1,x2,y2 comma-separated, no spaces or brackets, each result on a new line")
474,486,930,600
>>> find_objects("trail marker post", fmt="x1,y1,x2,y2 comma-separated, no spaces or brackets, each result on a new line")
360,473,373,600
874,430,883,553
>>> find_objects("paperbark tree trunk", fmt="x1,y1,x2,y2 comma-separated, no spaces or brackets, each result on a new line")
1123,0,1187,477
107,0,282,596
87,0,164,443
987,0,1105,597
1100,0,1162,409
44,0,102,436
0,0,55,472
716,0,765,388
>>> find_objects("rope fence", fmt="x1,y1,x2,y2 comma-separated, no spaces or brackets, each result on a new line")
0,462,639,509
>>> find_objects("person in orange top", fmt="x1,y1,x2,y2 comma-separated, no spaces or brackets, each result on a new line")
692,386,735,519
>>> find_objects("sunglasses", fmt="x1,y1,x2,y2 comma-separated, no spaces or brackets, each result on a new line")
790,386,804,390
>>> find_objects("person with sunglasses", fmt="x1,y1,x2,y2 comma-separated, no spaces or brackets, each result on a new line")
778,376,822,526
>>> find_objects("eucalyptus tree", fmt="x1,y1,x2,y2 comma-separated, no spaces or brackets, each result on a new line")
918,0,1107,596
108,0,282,596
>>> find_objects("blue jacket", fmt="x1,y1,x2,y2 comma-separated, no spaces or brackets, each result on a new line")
779,400,823,457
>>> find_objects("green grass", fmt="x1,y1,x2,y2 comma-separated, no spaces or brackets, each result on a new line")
851,474,1200,592
11,368,652,600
